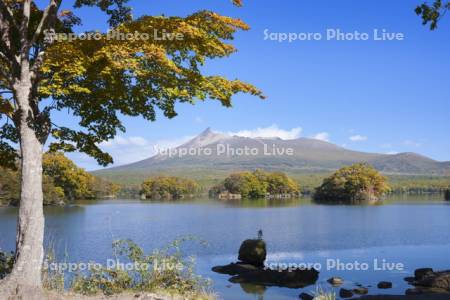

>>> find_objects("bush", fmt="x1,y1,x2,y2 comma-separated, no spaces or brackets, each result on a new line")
210,170,300,199
140,176,200,200
314,163,390,204
71,237,212,299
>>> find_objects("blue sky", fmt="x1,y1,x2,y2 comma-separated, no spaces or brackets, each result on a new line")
44,0,450,170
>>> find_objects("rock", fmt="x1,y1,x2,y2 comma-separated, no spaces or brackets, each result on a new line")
378,281,393,289
212,262,259,275
415,268,434,280
353,287,369,295
238,239,267,267
299,292,314,300
212,262,319,289
327,276,344,286
410,269,450,291
339,288,354,298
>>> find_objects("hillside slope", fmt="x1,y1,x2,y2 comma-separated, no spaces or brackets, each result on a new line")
93,128,450,183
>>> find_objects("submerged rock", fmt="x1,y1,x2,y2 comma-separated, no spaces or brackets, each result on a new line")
238,239,267,267
327,276,344,286
378,281,393,289
354,286,369,295
212,262,319,288
339,288,354,298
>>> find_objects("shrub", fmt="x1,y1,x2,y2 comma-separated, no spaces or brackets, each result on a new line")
71,237,212,299
314,163,390,204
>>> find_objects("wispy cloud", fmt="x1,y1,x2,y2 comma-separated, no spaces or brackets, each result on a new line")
229,124,302,140
311,132,330,142
386,151,399,155
73,135,193,170
403,140,421,147
349,135,368,142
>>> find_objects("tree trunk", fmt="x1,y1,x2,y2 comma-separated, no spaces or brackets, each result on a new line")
11,124,44,287
3,83,45,292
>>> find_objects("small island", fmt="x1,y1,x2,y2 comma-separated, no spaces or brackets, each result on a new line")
209,170,300,200
313,163,390,204
140,176,200,200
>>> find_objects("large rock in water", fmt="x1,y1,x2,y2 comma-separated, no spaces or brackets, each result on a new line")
403,268,450,295
212,262,319,289
238,239,267,267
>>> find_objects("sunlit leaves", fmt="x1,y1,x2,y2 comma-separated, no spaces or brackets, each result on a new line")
415,0,450,30
0,1,263,167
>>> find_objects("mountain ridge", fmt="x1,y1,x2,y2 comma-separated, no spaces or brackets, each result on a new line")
93,128,450,177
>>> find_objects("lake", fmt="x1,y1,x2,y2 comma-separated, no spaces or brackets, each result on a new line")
1,195,450,299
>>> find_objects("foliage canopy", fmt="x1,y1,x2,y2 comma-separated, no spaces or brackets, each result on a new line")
211,170,300,199
140,176,200,200
314,163,390,204
416,0,450,30
0,153,118,206
0,0,263,167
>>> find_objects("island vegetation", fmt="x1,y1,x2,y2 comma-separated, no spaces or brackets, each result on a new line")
313,163,391,204
140,176,200,200
0,153,118,207
209,170,300,199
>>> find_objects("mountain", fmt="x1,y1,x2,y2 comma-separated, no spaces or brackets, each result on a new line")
93,128,450,180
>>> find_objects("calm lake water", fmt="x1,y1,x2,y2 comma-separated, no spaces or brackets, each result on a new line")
1,195,450,299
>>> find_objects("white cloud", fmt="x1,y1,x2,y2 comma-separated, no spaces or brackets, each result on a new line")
403,140,421,147
349,135,368,142
311,132,330,142
229,124,302,140
386,151,399,155
194,116,204,124
77,135,193,170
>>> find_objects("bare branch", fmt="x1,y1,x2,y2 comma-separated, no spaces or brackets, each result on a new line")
30,0,61,47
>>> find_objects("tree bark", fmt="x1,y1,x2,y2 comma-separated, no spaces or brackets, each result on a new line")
6,82,45,290
12,125,44,287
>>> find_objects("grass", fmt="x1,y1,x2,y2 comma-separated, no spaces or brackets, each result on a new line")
2,237,215,300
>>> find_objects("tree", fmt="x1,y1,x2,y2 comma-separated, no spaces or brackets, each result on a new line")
314,163,391,204
214,170,300,199
43,152,118,200
0,0,263,294
416,0,450,30
140,176,199,200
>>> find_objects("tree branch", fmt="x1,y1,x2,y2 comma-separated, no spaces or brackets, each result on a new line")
30,0,61,47
20,0,31,47
0,0,19,30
